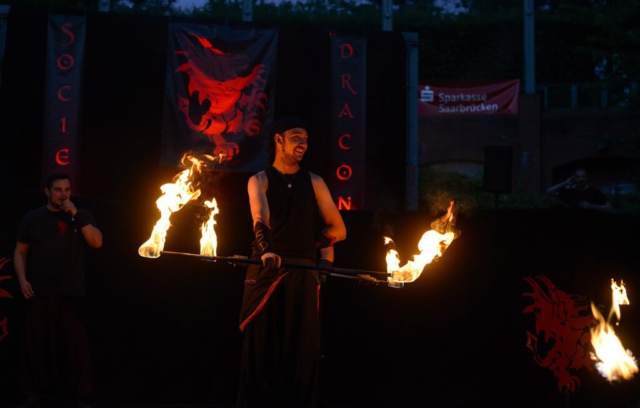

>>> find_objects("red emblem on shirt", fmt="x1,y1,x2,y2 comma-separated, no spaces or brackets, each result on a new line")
57,219,69,236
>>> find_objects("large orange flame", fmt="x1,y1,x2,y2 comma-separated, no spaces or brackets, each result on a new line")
590,279,638,381
385,201,459,284
139,154,220,258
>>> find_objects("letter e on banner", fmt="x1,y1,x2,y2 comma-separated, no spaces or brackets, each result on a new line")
55,149,70,165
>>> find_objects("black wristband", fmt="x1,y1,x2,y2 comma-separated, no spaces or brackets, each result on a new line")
314,231,336,249
254,220,273,255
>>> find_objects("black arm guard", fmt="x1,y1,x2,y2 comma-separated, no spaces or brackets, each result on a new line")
254,220,273,256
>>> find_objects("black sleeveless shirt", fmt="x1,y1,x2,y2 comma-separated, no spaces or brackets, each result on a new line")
253,166,317,262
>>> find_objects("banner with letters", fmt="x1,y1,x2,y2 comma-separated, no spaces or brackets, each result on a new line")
162,23,277,172
418,79,520,116
42,14,86,192
328,32,366,210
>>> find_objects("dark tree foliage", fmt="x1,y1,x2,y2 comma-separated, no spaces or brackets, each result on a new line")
3,0,639,106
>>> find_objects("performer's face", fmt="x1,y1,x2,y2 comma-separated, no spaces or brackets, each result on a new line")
45,179,71,209
573,170,588,187
277,127,308,163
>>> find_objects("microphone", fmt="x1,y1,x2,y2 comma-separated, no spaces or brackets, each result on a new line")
61,200,75,222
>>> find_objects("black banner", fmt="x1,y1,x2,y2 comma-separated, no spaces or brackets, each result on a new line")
162,23,278,172
328,32,366,210
42,14,86,192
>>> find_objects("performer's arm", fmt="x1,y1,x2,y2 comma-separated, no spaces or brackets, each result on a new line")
63,200,103,248
248,172,281,268
547,176,573,195
79,223,103,249
311,173,347,249
14,241,34,298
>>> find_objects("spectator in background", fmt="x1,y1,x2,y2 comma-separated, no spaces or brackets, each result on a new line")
547,168,612,210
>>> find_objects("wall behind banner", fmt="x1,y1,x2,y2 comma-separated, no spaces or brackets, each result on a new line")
0,8,407,213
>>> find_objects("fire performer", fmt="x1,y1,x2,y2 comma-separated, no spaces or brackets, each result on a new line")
13,173,102,407
237,117,347,407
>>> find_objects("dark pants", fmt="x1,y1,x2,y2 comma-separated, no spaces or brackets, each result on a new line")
237,263,321,408
19,296,93,403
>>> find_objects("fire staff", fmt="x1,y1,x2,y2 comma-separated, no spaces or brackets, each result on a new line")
237,117,347,407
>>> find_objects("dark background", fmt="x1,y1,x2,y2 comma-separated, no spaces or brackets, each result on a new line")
1,7,640,408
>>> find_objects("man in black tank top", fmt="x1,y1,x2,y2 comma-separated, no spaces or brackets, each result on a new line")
237,117,347,407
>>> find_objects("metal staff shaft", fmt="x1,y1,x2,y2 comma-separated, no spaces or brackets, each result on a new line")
159,251,404,288
160,250,389,276
159,250,392,279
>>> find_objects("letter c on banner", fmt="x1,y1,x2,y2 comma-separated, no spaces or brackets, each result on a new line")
338,134,352,150
57,85,72,102
336,165,353,180
55,149,70,165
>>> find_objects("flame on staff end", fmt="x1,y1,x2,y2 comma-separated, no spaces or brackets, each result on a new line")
200,199,219,256
590,279,638,381
138,155,207,258
384,201,459,284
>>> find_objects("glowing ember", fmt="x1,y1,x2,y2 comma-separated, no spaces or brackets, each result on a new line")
385,201,459,283
590,279,638,381
138,155,205,258
200,199,219,256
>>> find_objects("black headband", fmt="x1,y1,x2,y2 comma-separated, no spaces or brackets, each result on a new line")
270,117,307,138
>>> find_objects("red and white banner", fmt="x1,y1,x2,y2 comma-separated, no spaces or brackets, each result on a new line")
42,14,86,191
418,80,520,116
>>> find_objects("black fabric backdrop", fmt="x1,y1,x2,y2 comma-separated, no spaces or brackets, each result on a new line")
1,7,640,408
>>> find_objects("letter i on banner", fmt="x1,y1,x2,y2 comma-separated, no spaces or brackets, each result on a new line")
42,14,86,193
328,31,366,210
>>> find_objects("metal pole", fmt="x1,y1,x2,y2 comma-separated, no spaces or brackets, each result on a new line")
382,0,393,32
403,32,419,211
523,0,536,94
98,0,110,12
0,5,10,93
242,0,253,22
159,251,392,278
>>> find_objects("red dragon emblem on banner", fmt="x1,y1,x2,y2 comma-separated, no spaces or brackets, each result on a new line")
176,33,268,160
523,275,595,391
162,23,277,171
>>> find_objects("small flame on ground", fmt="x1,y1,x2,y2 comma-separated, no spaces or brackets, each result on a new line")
200,199,219,256
590,279,638,381
384,201,459,283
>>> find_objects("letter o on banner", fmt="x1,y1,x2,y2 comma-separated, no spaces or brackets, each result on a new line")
57,54,75,70
336,164,353,181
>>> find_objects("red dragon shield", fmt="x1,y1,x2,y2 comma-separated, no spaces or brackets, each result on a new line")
523,275,595,391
